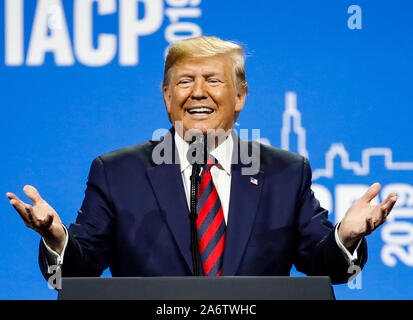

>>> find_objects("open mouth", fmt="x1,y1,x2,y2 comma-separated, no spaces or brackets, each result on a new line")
186,107,215,115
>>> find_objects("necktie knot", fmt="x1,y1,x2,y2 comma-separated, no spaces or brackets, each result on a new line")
203,156,216,172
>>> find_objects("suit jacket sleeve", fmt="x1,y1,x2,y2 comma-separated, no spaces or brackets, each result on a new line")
293,158,368,284
39,156,115,279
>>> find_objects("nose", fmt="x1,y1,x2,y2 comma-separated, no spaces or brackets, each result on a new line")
191,78,208,100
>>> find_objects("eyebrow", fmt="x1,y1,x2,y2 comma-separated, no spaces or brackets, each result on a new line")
175,71,224,78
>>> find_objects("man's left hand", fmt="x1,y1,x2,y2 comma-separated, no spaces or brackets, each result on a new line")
338,182,397,249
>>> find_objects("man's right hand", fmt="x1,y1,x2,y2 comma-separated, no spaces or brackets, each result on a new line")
6,185,66,255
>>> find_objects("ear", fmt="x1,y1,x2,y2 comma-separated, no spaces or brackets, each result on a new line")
233,91,246,123
235,91,247,113
163,85,172,113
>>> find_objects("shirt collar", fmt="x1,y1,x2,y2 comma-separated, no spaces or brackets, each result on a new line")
174,130,233,175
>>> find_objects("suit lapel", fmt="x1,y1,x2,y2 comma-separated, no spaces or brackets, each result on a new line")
147,163,193,274
222,138,264,276
146,129,194,274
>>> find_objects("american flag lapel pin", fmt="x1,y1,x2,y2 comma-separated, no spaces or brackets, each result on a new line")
250,177,258,186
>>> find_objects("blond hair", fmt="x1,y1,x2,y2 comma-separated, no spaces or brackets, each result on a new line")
162,36,248,94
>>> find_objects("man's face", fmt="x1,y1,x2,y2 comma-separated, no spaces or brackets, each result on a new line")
163,55,246,139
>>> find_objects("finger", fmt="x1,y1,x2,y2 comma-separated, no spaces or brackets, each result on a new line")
9,198,32,226
371,195,397,229
382,194,398,217
23,185,44,205
6,192,23,202
8,193,29,211
381,192,397,206
361,182,381,203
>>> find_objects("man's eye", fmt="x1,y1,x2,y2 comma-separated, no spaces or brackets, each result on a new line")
178,79,192,85
208,79,221,84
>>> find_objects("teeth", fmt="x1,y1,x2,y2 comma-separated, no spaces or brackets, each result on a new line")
187,107,213,114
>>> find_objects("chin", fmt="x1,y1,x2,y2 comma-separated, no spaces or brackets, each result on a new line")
184,122,214,134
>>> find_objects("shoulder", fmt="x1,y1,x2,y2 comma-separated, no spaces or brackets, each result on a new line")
245,140,307,174
253,141,312,189
260,143,305,165
96,140,157,169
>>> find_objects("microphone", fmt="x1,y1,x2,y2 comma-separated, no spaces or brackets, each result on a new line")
186,133,208,166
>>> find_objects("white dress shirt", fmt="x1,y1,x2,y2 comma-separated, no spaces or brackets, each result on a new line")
175,131,233,223
44,131,361,266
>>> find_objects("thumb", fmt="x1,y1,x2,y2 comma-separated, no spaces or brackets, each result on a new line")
23,185,44,205
361,182,381,203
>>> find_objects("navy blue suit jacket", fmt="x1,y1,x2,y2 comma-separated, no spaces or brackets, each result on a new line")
39,131,367,284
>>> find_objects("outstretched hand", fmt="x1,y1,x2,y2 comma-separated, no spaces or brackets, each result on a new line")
338,182,397,249
6,185,66,254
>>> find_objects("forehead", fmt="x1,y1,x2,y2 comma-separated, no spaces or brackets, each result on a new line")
171,55,233,77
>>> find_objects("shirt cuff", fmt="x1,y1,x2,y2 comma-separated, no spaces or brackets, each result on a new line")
42,225,68,266
334,223,363,265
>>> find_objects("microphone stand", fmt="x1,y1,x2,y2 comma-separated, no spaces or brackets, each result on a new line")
187,134,208,276
189,163,201,276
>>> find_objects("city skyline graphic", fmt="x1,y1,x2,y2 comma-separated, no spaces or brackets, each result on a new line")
279,91,413,181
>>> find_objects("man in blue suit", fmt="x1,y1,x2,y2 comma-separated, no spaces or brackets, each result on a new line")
7,36,397,284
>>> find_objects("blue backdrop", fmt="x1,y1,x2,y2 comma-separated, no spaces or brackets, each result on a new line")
1,0,412,299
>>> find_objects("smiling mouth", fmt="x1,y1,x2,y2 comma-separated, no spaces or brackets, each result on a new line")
186,107,215,115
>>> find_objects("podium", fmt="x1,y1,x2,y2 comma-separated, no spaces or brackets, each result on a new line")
57,276,335,300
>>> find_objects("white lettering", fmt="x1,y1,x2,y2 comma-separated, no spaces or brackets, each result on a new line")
47,4,63,30
164,0,202,58
74,0,117,66
165,22,202,43
381,245,413,267
26,0,74,66
4,0,201,67
119,0,164,66
381,221,413,246
380,183,413,267
5,0,24,66
165,8,201,23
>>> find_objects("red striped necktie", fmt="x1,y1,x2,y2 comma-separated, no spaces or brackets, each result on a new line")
197,157,226,276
